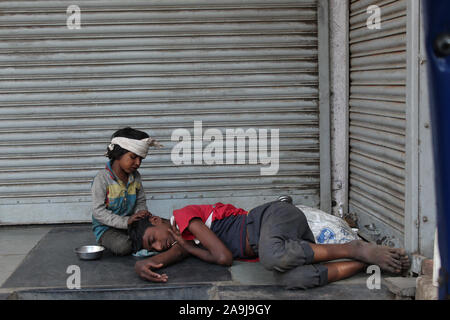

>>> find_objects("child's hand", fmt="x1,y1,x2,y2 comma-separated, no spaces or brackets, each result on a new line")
167,222,188,249
135,259,168,283
127,210,150,225
138,210,152,217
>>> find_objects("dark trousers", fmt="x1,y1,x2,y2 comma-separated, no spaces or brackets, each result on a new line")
256,201,328,289
99,228,133,256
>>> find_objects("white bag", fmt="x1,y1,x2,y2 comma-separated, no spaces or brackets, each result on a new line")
297,205,360,244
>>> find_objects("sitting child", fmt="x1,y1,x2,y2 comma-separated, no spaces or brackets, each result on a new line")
91,127,161,256
128,199,410,289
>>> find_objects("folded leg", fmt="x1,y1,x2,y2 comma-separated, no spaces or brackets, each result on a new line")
257,202,316,272
99,228,133,256
273,263,328,289
257,202,329,289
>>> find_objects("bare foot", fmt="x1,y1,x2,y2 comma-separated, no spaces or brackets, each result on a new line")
349,240,409,274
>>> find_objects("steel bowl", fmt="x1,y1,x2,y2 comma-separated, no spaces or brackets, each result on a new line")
74,245,105,260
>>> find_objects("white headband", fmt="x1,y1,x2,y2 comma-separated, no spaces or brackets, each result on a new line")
108,137,162,159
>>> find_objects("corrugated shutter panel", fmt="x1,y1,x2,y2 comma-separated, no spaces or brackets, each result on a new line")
0,0,321,224
348,0,406,246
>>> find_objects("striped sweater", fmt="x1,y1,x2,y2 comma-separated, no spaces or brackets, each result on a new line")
91,161,148,242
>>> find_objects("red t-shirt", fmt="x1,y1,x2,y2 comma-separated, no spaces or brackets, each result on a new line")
173,202,248,240
172,202,250,258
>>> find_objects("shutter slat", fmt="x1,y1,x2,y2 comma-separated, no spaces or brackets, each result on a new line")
349,0,406,243
0,0,320,224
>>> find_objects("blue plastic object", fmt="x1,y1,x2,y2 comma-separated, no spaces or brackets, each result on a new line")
423,0,450,300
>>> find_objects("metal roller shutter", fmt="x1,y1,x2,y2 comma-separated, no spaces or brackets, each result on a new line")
0,0,325,224
348,0,407,247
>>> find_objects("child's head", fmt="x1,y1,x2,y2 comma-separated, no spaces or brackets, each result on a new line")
106,127,150,164
128,216,175,253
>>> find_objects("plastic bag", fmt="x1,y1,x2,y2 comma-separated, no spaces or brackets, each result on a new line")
297,205,360,244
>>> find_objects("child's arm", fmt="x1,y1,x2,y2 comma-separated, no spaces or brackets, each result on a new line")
135,243,189,282
92,173,149,228
133,171,152,216
168,218,233,266
92,173,129,229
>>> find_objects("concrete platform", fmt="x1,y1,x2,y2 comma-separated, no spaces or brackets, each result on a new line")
0,225,396,300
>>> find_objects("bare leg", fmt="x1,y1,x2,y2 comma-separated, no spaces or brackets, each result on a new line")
310,242,354,262
309,240,410,274
325,261,367,283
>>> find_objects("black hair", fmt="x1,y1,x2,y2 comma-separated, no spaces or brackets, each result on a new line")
128,217,155,253
106,127,150,163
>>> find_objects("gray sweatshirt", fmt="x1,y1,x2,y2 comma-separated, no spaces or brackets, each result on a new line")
91,162,148,241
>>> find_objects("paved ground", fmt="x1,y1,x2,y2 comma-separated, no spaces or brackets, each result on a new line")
0,225,51,288
0,224,397,300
